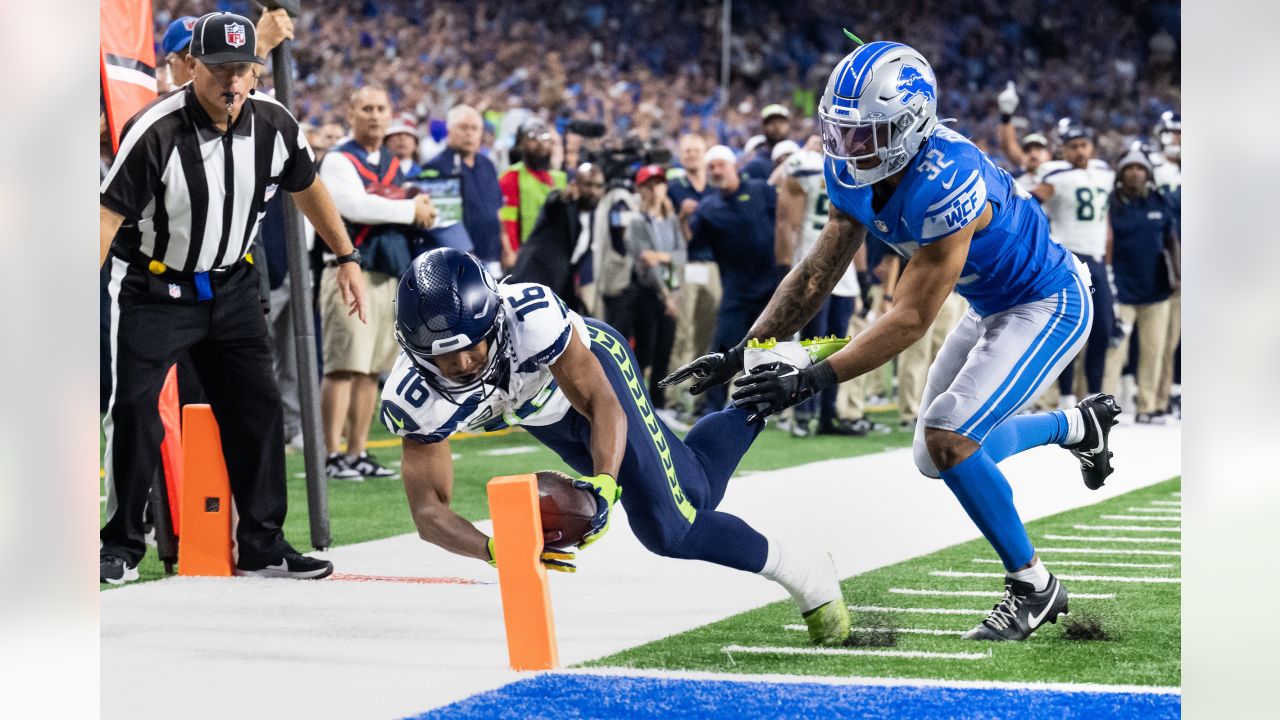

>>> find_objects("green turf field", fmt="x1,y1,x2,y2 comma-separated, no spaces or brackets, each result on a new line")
102,409,914,588
586,477,1182,687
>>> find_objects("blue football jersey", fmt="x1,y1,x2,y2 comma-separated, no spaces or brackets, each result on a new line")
825,126,1076,316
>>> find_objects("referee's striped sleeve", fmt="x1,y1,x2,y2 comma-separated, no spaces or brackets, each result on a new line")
251,91,317,192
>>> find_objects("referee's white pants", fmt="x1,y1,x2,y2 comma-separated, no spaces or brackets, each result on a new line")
912,262,1094,478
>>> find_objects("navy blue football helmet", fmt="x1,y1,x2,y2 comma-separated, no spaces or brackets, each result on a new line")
394,248,510,403
1056,117,1093,143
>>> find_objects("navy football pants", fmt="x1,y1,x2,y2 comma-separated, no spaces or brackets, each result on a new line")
526,319,769,572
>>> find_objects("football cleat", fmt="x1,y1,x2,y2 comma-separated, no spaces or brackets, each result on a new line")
349,451,398,478
236,551,334,580
744,336,849,373
326,453,363,481
962,574,1068,641
802,599,852,646
100,554,139,585
1065,393,1122,490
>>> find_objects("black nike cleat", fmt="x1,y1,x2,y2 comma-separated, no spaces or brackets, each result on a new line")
1065,393,1122,490
962,574,1069,641
236,551,334,580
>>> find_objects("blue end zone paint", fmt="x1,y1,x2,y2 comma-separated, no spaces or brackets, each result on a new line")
410,674,1181,720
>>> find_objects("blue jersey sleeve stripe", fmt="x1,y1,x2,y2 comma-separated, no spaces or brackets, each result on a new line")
516,325,572,374
925,170,981,212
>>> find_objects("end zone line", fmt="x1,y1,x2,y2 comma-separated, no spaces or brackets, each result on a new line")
1042,534,1181,544
1073,524,1181,533
1102,515,1181,522
783,624,965,636
560,667,1183,696
972,558,1175,569
722,644,987,661
1038,547,1181,556
932,570,1181,584
887,588,1115,600
324,573,493,585
848,604,986,616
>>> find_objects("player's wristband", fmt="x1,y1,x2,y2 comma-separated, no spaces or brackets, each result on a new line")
1000,113,1013,124
485,536,497,567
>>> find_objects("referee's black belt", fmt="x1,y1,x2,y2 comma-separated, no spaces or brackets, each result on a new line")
111,243,251,281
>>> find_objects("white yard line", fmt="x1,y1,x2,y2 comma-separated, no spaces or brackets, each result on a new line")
1072,525,1180,532
1171,492,1181,498
1149,501,1181,506
1101,515,1181,522
971,558,1175,569
1125,507,1182,514
887,587,1114,599
783,624,966,636
563,667,1183,695
478,446,539,456
1039,547,1180,556
932,571,1181,584
847,604,987,616
1042,534,1181,544
722,644,988,661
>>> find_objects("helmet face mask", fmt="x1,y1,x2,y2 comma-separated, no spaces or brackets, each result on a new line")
819,42,939,189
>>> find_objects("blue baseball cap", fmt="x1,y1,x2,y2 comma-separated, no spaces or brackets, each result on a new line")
161,16,198,56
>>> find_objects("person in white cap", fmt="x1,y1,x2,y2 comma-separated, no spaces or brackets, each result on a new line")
384,112,422,176
742,104,792,180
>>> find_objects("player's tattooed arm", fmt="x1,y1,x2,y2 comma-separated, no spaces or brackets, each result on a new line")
401,437,491,561
749,203,866,340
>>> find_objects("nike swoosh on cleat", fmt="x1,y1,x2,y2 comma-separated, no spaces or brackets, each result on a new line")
1028,583,1061,629
1083,411,1104,455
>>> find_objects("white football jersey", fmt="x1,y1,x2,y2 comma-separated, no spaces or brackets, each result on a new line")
380,282,588,444
1037,159,1115,260
1152,156,1181,195
784,150,860,298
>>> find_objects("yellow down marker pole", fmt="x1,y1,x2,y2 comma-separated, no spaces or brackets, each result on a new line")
486,474,560,670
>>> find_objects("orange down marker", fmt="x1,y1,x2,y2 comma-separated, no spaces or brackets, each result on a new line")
487,474,559,670
178,404,234,577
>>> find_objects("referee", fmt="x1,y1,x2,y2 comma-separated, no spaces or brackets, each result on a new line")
99,12,366,584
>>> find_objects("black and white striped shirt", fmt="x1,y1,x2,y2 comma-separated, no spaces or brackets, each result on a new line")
100,84,316,274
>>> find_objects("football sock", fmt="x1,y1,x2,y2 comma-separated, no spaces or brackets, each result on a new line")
1009,559,1051,592
983,411,1073,463
759,540,842,613
940,449,1035,572
1062,408,1085,445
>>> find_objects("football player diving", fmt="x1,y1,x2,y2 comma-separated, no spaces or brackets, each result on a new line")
662,41,1123,641
381,247,853,644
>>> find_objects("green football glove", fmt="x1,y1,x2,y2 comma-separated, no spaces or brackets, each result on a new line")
572,473,621,549
486,536,577,573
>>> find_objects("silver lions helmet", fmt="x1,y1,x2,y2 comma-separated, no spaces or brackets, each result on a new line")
819,41,939,189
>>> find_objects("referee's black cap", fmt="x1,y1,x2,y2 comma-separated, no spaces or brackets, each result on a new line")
190,12,264,66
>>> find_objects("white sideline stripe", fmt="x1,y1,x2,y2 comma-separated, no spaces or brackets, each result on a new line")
932,571,1181,584
783,624,966,637
847,604,986,616
1040,547,1181,556
1073,525,1181,532
562,667,1183,696
1043,534,1181,545
722,644,987,661
1101,515,1181,522
478,446,538,456
1149,501,1181,506
972,558,1175,569
888,587,1115,600
1171,492,1181,497
1126,507,1182,514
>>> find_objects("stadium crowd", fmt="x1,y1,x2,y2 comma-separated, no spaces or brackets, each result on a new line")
110,0,1182,473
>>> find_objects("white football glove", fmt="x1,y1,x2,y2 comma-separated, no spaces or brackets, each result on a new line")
997,81,1019,115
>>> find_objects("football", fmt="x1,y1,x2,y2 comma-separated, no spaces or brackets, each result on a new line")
537,470,599,549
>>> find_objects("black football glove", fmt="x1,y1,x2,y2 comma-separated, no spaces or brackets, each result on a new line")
658,342,746,396
731,361,839,422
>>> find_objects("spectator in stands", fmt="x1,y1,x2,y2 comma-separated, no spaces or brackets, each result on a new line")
690,144,778,412
499,119,566,269
741,104,791,181
305,121,344,162
1105,149,1180,423
420,104,504,274
318,85,437,480
668,133,718,413
508,163,606,312
995,83,1053,193
384,112,422,177
625,165,685,409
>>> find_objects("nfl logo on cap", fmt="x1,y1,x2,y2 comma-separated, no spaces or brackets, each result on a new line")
224,22,247,48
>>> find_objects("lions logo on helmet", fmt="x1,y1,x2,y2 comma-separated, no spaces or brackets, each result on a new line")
394,248,511,404
819,41,939,188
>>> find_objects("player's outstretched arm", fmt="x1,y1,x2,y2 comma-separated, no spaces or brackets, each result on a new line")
401,437,490,562
749,204,866,341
